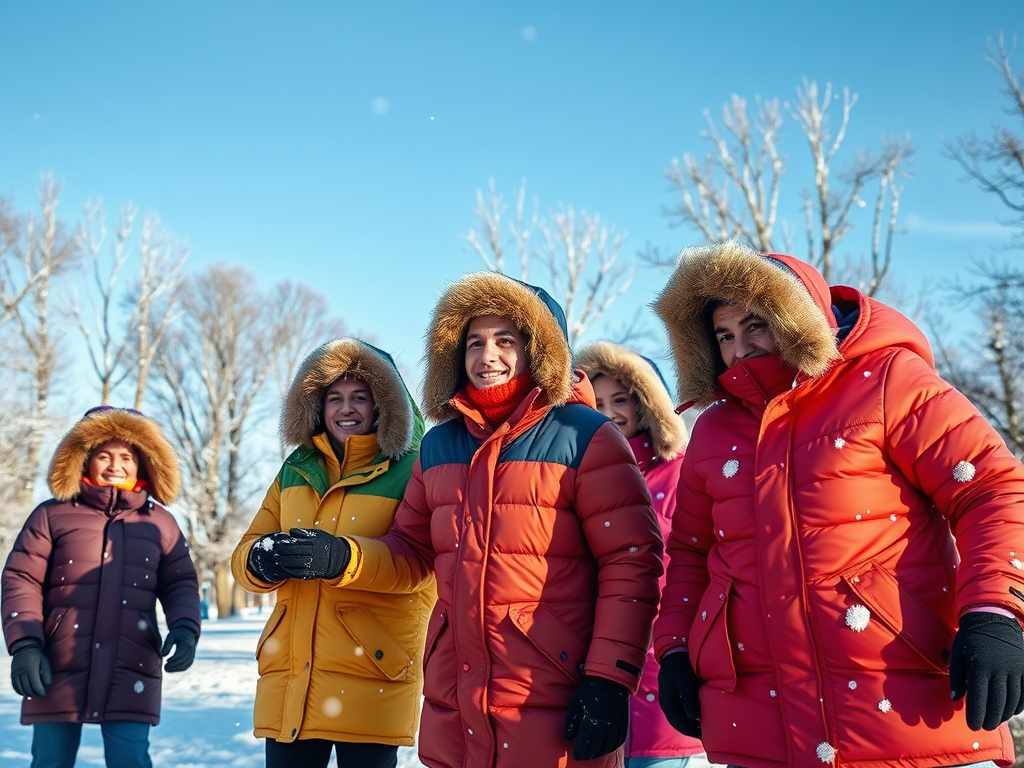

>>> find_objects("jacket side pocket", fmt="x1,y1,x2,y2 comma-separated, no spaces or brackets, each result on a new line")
422,604,448,669
43,609,67,644
689,576,736,691
509,602,589,684
336,605,412,681
843,561,954,672
255,601,288,675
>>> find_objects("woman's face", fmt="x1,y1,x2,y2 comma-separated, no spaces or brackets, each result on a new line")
323,376,376,445
87,439,140,487
592,375,641,440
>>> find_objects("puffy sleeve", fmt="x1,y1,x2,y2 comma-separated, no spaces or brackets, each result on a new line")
654,421,716,660
884,348,1024,620
340,457,437,595
573,420,664,693
2,504,53,651
156,506,201,636
231,474,285,594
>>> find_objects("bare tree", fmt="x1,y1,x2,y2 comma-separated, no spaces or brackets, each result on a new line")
150,263,274,618
932,269,1024,458
70,201,136,404
3,176,80,510
128,213,188,410
652,81,915,296
267,280,346,460
944,34,1024,245
464,179,634,345
933,37,1024,472
70,202,188,408
0,184,75,329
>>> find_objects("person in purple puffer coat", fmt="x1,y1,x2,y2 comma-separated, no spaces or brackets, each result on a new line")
577,342,704,768
2,406,201,768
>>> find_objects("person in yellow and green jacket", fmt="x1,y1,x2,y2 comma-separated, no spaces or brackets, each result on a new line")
230,338,435,768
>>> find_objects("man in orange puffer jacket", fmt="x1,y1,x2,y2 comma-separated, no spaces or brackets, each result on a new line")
653,241,1024,768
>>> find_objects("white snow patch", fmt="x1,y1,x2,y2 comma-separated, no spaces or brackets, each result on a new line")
953,461,977,483
846,605,870,632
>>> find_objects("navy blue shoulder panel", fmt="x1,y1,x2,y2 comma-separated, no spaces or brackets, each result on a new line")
418,404,610,472
502,403,608,471
419,418,479,472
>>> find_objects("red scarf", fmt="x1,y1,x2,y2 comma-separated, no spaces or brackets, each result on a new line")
465,371,537,428
82,476,148,493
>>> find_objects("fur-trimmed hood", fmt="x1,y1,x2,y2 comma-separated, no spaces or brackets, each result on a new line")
575,341,687,461
281,338,423,459
422,272,573,423
48,409,181,504
653,241,841,409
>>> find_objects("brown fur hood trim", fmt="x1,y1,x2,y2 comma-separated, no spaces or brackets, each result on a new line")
653,241,841,409
48,409,181,504
575,341,688,460
281,338,419,459
422,272,572,423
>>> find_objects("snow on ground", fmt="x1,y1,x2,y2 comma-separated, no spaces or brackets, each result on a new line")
0,611,713,767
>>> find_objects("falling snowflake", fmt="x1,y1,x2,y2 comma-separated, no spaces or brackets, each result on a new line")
133,681,144,694
322,696,342,717
863,371,872,378
834,437,846,449
848,680,857,690
258,538,275,551
646,693,656,702
953,461,977,483
723,459,739,478
1012,559,1024,570
770,689,777,697
816,742,836,763
845,605,870,632
878,699,892,713
737,642,745,651
889,514,898,522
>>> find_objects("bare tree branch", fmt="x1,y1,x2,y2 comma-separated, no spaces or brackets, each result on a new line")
665,80,914,295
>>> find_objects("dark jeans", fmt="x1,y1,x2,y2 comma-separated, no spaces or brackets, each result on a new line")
31,721,153,768
265,738,398,768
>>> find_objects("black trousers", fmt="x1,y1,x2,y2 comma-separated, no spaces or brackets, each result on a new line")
265,738,398,768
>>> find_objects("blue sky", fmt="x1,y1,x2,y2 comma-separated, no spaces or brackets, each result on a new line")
2,1,1022,394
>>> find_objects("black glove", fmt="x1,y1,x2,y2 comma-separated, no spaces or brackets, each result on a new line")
161,624,198,673
275,527,350,580
247,532,294,583
563,675,630,761
658,650,702,738
950,611,1024,731
10,638,52,698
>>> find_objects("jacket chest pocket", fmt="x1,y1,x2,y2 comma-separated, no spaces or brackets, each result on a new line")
336,605,412,681
690,576,737,691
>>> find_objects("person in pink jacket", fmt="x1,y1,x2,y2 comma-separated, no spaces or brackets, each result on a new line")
577,342,703,768
652,241,1024,768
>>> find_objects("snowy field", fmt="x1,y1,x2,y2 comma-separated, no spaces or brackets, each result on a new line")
0,611,713,768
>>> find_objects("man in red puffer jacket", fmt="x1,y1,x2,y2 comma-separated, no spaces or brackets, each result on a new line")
653,241,1024,768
